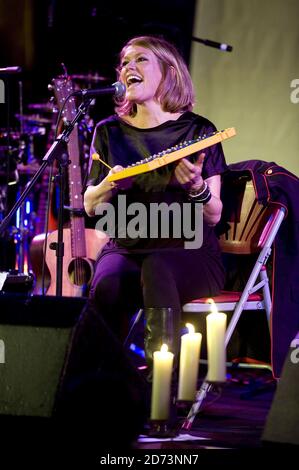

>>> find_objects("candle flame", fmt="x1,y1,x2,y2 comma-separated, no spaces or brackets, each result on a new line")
207,298,218,314
161,344,168,353
185,323,195,334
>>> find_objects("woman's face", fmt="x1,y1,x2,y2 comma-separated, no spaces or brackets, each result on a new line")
119,45,163,105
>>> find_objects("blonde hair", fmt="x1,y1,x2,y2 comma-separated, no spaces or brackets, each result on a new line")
115,35,195,116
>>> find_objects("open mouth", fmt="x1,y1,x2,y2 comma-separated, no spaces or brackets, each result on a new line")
126,75,143,87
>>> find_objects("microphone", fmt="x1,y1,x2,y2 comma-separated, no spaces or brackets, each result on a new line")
0,66,22,74
192,37,233,52
73,81,126,99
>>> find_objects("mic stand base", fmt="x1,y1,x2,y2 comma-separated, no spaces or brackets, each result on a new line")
181,381,212,431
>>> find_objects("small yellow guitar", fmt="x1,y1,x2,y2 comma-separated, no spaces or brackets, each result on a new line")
92,127,236,182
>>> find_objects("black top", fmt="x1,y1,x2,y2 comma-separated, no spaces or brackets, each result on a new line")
86,111,227,252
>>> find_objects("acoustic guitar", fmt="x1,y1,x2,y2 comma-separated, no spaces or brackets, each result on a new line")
29,168,57,294
39,76,107,296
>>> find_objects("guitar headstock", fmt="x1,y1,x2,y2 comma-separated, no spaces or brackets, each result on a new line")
52,76,77,123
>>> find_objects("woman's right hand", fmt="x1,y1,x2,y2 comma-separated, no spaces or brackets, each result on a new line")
84,165,123,216
84,164,135,216
108,165,133,191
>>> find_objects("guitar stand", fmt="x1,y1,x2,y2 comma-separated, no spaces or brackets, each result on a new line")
0,96,93,296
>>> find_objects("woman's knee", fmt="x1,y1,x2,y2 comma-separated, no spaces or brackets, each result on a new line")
90,273,121,306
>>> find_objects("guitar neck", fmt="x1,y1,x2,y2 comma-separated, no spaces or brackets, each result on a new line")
67,125,84,210
67,125,87,259
106,127,236,182
53,77,87,259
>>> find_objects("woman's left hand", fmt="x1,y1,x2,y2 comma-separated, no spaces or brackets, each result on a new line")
173,152,205,190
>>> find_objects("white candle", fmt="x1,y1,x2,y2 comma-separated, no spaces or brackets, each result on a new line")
150,344,174,420
177,323,202,401
206,302,227,382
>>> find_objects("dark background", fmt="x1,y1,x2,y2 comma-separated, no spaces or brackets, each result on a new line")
1,0,196,126
0,0,196,269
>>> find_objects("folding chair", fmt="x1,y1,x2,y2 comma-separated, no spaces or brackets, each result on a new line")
181,173,286,429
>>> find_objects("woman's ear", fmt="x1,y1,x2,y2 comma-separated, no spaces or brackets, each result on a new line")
170,65,176,78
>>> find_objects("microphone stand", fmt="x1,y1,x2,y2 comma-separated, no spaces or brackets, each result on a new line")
192,36,233,52
0,96,93,297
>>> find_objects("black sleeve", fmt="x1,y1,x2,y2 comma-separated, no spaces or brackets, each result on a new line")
192,118,228,180
83,122,110,191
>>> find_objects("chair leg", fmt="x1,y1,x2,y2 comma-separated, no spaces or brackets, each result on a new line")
260,268,272,326
123,309,144,348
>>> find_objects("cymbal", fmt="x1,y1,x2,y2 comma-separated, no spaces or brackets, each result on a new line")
15,114,53,125
70,73,107,82
28,102,57,113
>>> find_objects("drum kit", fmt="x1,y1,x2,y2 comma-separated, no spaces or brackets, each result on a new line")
0,72,106,277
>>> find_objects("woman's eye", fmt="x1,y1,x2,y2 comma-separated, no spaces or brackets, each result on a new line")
121,61,128,67
137,57,147,62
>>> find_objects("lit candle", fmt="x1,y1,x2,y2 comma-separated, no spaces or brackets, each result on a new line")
206,301,227,382
177,323,202,401
150,344,174,420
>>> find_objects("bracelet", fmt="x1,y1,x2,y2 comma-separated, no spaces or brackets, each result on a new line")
188,181,207,197
188,181,212,204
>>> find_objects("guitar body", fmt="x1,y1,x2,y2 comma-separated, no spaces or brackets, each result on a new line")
45,228,108,297
30,233,51,295
29,168,57,294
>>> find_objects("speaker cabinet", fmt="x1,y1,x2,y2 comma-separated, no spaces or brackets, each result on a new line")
0,293,147,454
0,293,85,417
262,332,299,446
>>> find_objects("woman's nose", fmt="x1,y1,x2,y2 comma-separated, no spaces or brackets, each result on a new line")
126,59,136,69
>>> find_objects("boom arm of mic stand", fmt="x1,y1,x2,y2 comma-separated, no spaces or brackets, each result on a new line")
0,97,93,296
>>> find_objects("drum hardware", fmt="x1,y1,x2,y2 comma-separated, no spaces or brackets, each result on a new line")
0,141,20,186
0,80,97,296
15,114,53,125
27,102,58,114
70,72,107,82
0,76,55,280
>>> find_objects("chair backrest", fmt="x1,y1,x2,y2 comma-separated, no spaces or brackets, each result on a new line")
218,175,278,255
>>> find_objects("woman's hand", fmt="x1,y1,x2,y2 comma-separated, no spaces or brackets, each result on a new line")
84,164,134,216
173,153,205,191
109,166,133,191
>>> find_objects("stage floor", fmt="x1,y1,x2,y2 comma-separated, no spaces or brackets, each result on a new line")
0,365,295,465
136,367,275,450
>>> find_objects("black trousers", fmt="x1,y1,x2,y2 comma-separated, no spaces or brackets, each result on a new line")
89,247,225,339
